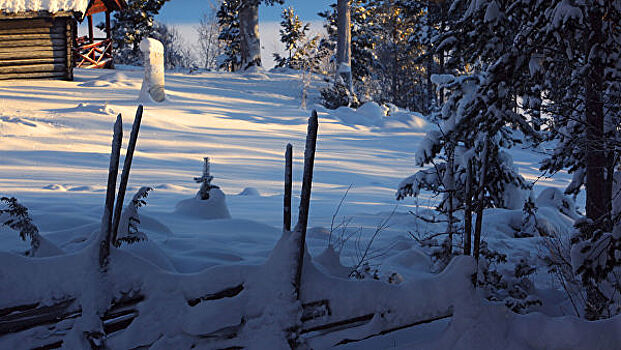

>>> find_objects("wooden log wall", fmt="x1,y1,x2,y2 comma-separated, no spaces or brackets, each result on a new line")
0,15,74,81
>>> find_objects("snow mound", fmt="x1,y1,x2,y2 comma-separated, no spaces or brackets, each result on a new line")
78,72,134,88
238,187,261,196
43,184,67,191
154,183,193,192
74,103,115,115
332,102,428,130
536,187,579,219
174,188,232,219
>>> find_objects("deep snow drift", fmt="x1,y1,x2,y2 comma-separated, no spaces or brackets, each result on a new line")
1,68,615,349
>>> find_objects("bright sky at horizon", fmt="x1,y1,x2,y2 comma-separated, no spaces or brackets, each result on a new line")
156,0,334,24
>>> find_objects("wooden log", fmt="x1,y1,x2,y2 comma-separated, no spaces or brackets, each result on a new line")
283,143,293,232
0,19,54,30
0,49,66,60
100,115,123,269
0,38,66,48
334,311,453,345
0,63,66,74
0,58,57,67
187,284,244,307
0,33,65,41
111,106,144,246
0,298,78,335
0,71,66,80
0,26,64,35
293,110,319,299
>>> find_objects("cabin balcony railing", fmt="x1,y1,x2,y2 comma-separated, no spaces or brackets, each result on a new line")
73,36,113,69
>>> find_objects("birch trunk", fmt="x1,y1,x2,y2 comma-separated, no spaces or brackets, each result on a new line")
239,1,262,70
336,0,352,90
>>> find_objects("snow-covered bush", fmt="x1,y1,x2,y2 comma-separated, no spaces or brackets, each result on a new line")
0,196,40,255
321,79,359,109
115,187,152,246
477,242,542,314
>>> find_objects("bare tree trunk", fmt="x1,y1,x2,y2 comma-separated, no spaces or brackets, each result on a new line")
284,143,293,232
473,141,489,262
464,159,473,255
336,0,352,90
239,1,262,70
100,114,123,269
293,111,319,300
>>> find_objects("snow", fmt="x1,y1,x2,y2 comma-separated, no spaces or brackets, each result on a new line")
0,67,606,348
0,0,89,14
139,38,166,103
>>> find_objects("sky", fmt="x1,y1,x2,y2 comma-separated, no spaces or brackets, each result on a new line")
154,0,334,68
156,0,334,23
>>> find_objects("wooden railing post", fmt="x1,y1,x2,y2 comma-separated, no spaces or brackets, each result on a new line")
111,106,144,246
284,143,293,232
293,111,319,299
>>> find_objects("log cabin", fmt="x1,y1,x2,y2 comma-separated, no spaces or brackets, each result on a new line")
0,0,125,81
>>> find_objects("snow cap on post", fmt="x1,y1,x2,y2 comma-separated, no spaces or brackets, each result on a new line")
139,38,166,103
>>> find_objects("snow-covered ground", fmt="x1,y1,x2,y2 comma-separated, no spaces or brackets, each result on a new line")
0,68,572,269
3,68,614,349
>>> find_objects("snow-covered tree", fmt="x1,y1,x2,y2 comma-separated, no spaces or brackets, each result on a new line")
115,187,152,246
197,1,224,70
107,0,172,65
217,0,242,71
0,196,40,255
151,23,195,69
274,7,310,66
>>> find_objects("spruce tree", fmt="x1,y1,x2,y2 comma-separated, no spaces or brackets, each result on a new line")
107,0,172,65
217,0,243,71
273,7,310,68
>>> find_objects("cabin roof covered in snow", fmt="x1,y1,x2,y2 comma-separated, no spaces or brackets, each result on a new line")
0,0,125,17
0,0,90,14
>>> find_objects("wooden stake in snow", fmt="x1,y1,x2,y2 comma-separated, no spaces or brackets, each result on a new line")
100,114,123,269
284,144,293,232
111,105,144,246
294,111,319,299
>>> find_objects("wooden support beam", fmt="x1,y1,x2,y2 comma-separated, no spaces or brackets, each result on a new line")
105,11,111,39
284,143,293,232
87,15,94,43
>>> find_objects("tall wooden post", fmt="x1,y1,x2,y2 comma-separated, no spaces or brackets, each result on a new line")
284,144,293,232
293,111,319,299
111,106,144,246
100,114,123,269
87,15,94,43
105,11,111,39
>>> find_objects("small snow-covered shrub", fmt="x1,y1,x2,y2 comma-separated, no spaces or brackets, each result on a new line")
0,196,40,255
477,242,542,314
115,187,152,246
321,79,359,110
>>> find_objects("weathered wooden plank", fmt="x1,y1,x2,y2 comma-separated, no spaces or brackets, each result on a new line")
0,71,66,80
0,19,54,30
0,49,66,60
0,38,66,48
0,33,65,41
0,298,78,335
0,26,64,35
0,63,66,74
0,12,73,21
187,284,244,307
0,58,57,67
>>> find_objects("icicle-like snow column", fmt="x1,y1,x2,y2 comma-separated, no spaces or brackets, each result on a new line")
139,38,166,103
